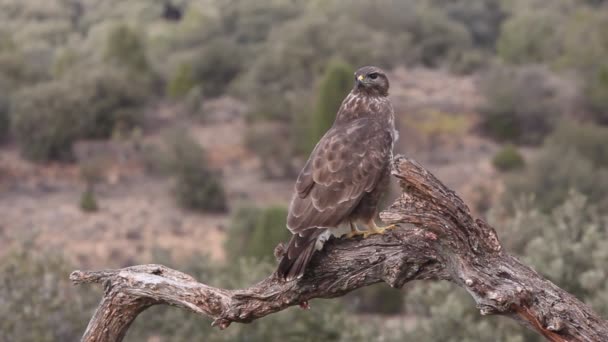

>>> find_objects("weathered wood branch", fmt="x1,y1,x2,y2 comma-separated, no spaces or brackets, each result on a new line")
71,156,608,342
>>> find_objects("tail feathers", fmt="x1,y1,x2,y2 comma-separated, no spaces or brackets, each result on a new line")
277,231,319,281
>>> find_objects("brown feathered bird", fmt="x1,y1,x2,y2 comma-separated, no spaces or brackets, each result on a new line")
277,66,398,281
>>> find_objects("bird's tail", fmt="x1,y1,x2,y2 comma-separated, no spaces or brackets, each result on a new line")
277,230,320,281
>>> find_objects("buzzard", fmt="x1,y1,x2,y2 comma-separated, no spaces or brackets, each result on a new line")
277,66,398,281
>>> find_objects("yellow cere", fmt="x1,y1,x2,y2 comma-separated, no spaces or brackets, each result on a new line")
357,74,364,81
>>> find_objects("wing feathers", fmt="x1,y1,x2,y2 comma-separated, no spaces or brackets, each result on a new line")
286,117,391,233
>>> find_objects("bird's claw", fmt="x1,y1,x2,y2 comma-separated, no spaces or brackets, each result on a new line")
345,229,365,239
362,224,398,238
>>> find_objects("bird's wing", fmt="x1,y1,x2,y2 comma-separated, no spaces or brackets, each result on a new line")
287,117,392,233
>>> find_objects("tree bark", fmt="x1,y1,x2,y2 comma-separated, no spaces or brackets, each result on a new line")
71,155,608,342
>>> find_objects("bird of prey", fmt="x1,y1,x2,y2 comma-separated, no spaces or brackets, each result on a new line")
277,66,398,281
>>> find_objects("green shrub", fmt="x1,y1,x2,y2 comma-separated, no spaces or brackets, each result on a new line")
10,69,146,161
225,204,290,261
248,205,290,261
497,11,563,65
307,60,353,152
165,132,227,213
0,243,97,342
105,24,150,74
74,69,147,139
0,94,8,142
558,8,608,122
433,0,506,49
78,158,104,212
167,62,196,98
191,39,242,98
492,144,525,171
502,122,608,212
477,64,563,144
508,149,608,212
546,122,608,168
79,189,98,212
10,80,82,161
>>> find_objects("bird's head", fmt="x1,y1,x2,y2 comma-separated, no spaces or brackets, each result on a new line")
353,66,389,96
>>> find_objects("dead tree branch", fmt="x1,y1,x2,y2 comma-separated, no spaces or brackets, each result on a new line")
71,155,608,342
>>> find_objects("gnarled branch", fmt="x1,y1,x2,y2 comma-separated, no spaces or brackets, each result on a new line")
71,156,608,342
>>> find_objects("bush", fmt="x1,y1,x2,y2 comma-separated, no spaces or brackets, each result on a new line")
191,39,243,98
507,149,608,212
10,80,82,161
558,7,608,123
477,64,564,144
248,205,290,261
10,70,147,161
492,144,525,171
165,132,227,212
584,63,608,124
79,189,98,212
0,243,97,342
0,94,8,142
167,62,196,98
105,24,150,74
497,11,563,65
433,0,506,50
225,204,291,261
503,123,608,211
545,122,608,168
307,60,353,152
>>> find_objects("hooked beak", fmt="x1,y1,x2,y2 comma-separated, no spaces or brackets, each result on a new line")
356,74,365,86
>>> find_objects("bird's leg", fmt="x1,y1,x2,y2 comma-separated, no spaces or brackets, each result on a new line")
361,220,398,238
345,220,365,238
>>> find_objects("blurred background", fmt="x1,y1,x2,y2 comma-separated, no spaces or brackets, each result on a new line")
0,0,607,341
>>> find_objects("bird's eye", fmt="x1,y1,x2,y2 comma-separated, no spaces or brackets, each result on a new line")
369,73,378,80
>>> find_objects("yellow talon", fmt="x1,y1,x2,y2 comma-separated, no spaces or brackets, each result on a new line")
361,221,398,238
345,221,365,238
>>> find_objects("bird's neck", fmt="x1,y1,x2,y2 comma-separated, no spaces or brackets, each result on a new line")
334,92,392,125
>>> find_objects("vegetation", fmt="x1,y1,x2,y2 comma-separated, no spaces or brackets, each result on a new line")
0,93,8,142
79,158,104,212
167,62,196,98
10,70,146,161
3,0,608,340
226,204,291,261
79,189,99,212
504,122,608,212
492,144,525,171
105,24,151,75
0,243,97,342
307,60,353,152
477,64,565,145
165,132,227,213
